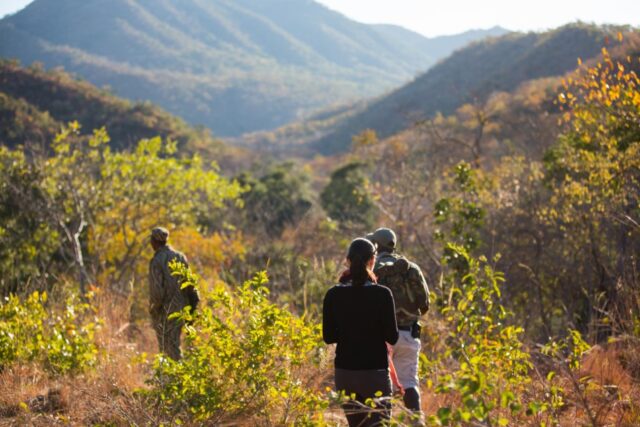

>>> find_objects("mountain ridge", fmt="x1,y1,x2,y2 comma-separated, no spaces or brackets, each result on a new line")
0,0,507,136
308,23,624,154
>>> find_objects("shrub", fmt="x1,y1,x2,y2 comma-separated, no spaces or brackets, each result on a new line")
426,163,548,426
0,291,100,375
425,244,535,426
145,264,328,425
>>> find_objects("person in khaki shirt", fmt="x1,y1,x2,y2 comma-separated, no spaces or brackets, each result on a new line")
148,227,189,360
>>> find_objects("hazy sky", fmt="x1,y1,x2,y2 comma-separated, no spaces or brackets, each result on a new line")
316,0,640,36
1,0,31,17
1,0,639,37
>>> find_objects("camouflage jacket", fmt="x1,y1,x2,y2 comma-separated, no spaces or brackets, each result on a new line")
374,251,429,326
148,245,189,320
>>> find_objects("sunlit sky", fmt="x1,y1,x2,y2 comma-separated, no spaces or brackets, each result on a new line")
1,0,639,37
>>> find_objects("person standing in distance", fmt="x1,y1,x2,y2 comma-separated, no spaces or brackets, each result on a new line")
323,238,399,426
148,227,196,360
367,227,430,419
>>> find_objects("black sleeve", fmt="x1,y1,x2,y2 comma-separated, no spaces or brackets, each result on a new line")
322,288,338,344
381,288,399,345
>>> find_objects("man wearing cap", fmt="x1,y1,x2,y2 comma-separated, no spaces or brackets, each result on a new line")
367,227,430,419
148,227,190,360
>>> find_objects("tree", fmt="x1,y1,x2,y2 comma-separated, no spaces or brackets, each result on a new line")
0,147,58,295
320,162,377,231
0,123,243,296
236,163,313,238
542,46,640,335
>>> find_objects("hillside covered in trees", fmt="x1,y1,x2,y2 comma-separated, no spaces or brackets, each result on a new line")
241,24,625,155
0,60,250,169
0,0,505,136
0,11,639,426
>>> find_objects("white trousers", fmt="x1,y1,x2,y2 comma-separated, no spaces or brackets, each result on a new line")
392,330,421,390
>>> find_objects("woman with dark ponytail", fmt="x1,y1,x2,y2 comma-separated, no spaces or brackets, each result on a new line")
323,238,399,426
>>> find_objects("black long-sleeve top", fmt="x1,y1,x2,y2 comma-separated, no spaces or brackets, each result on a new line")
322,281,399,370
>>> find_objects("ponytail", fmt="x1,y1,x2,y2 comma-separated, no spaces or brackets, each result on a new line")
350,256,376,286
341,238,377,286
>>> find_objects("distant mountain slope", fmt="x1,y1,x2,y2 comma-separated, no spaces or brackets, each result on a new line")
311,24,622,154
235,100,368,156
371,25,508,63
0,0,505,137
0,60,247,169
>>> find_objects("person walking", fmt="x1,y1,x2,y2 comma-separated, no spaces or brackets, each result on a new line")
367,227,430,420
323,238,399,426
148,226,194,360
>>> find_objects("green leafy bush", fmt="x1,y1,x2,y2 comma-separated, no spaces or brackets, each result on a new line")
426,164,544,426
426,244,535,426
145,265,328,425
434,162,485,253
0,291,100,375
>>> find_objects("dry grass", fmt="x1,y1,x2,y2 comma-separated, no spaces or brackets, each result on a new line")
1,292,639,426
0,290,335,426
0,291,161,426
552,336,640,427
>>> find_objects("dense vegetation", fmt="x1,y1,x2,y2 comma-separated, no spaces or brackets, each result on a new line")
0,20,639,427
0,0,504,136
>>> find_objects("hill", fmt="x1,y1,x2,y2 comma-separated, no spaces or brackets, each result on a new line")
0,0,506,137
308,23,623,154
0,60,247,169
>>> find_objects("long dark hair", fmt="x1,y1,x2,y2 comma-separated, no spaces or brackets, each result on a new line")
339,238,377,286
